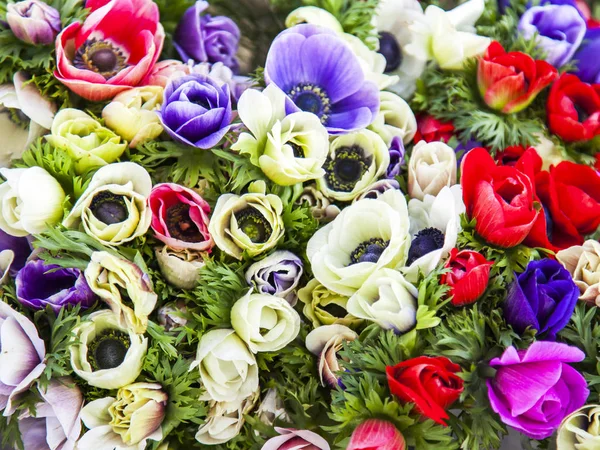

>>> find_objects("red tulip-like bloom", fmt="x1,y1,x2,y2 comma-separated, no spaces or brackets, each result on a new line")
441,248,492,306
478,41,557,114
386,356,463,426
547,74,600,142
347,419,406,450
413,115,455,144
55,0,165,101
461,147,539,248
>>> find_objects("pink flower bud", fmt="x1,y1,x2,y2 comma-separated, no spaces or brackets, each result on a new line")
347,420,406,450
7,0,61,45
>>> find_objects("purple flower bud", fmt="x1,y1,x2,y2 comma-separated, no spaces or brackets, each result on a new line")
6,0,61,46
16,260,96,312
0,229,31,277
386,136,405,179
245,251,303,305
518,4,586,68
174,1,240,72
157,73,233,149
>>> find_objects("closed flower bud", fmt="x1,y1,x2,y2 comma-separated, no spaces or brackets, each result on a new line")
85,251,158,334
195,392,259,445
441,248,492,306
557,405,600,449
209,181,284,259
155,246,205,290
7,0,61,45
306,325,358,387
317,129,390,202
347,269,418,333
262,428,331,450
70,310,148,389
245,250,303,305
231,290,301,353
558,240,600,306
146,60,191,88
285,6,344,33
46,109,127,173
368,91,417,146
102,86,164,148
408,140,457,200
0,166,65,237
157,300,188,331
296,185,341,222
298,278,361,329
348,419,406,450
63,162,152,246
190,329,258,404
78,383,167,449
256,389,289,426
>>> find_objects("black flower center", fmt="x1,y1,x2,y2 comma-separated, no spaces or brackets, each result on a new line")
324,145,372,192
290,142,305,158
574,103,590,123
407,228,445,265
288,83,331,124
322,302,348,318
378,32,403,73
234,207,272,243
166,203,203,242
87,329,130,371
73,38,127,79
89,192,128,225
350,237,389,264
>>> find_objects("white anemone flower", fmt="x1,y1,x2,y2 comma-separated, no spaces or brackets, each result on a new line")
307,189,411,296
403,185,465,283
375,0,428,99
0,71,55,167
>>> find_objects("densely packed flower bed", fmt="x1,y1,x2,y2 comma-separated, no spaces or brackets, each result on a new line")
0,0,600,449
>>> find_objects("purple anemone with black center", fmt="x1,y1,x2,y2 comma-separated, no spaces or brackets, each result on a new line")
265,24,380,135
16,260,96,312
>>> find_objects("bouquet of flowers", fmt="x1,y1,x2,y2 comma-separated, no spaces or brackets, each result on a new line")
1,0,600,448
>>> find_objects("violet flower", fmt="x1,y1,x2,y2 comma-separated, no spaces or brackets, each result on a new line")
487,342,588,439
158,74,233,149
16,260,95,312
265,24,379,134
503,259,578,340
245,251,303,305
386,136,405,179
174,1,240,71
518,4,586,67
6,0,61,46
0,229,31,280
573,28,600,84
0,300,46,416
19,378,83,450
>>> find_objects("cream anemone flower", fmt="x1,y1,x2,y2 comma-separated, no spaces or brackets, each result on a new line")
403,185,465,283
63,162,152,246
0,71,55,167
307,189,411,296
70,310,148,390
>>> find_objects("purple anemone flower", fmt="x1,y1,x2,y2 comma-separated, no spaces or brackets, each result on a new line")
0,229,31,277
245,250,303,305
386,136,405,179
174,1,240,71
518,4,586,68
265,24,380,134
158,73,233,149
16,260,95,312
572,28,600,84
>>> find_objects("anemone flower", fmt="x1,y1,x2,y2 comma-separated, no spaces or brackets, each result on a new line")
265,24,379,134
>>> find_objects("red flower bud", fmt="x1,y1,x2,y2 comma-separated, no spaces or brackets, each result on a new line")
413,115,455,144
478,41,557,114
386,356,463,426
347,419,406,450
441,248,492,306
547,73,600,142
